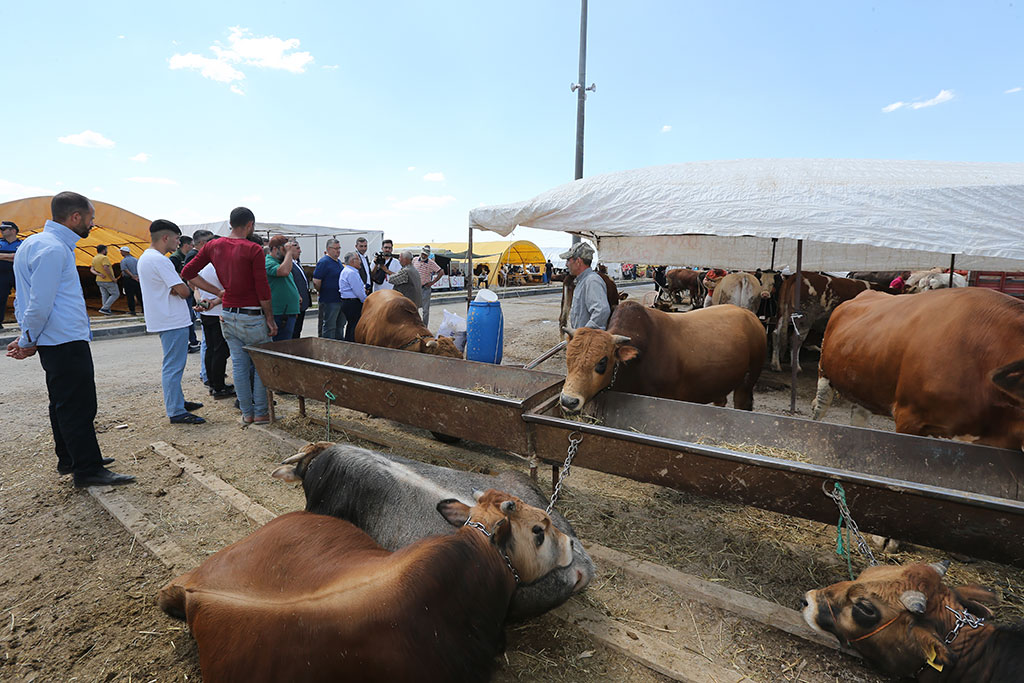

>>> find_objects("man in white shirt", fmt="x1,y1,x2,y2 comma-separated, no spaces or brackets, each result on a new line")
371,239,398,292
138,220,206,424
337,251,367,342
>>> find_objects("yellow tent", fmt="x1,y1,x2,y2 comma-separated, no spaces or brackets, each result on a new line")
0,196,151,266
394,240,547,286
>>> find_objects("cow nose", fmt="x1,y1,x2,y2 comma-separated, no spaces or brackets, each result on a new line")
800,597,809,609
560,394,580,411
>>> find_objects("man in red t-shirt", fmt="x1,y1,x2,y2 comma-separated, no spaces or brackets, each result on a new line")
182,207,276,423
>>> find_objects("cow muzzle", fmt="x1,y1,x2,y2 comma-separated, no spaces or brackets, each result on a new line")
559,393,582,414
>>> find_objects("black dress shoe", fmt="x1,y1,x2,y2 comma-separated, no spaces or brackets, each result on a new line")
58,457,115,476
210,387,236,399
170,412,206,424
183,400,204,411
73,468,136,488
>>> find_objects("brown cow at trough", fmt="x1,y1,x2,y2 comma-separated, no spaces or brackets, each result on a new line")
158,489,574,683
355,289,462,358
770,272,880,373
812,288,1024,448
802,561,1024,681
558,271,625,339
559,300,766,414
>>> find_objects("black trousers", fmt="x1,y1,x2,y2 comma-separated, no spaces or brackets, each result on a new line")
37,341,105,476
200,314,230,390
292,308,308,339
121,276,142,314
340,299,362,342
0,272,14,323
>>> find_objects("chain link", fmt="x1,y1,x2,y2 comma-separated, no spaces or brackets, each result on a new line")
547,431,582,514
823,481,878,577
944,605,985,644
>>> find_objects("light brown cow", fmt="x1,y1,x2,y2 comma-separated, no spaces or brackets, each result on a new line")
709,272,771,312
802,562,1023,681
355,289,462,358
559,300,766,414
770,272,879,373
159,489,573,683
812,288,1024,448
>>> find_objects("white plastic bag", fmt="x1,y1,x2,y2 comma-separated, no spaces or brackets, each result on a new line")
437,309,467,339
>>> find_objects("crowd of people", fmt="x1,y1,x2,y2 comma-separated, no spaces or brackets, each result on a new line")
4,191,453,488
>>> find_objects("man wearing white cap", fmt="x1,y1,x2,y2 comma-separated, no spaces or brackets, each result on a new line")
413,245,443,327
118,245,142,316
561,242,610,330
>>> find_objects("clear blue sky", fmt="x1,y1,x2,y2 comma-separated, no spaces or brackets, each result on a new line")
2,1,1021,246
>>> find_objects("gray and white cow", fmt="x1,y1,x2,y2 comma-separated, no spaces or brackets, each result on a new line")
273,442,596,621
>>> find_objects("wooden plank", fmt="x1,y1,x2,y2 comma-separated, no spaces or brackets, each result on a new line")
87,485,196,573
151,441,277,527
587,544,857,656
551,603,749,683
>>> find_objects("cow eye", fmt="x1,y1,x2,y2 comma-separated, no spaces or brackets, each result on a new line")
532,525,545,546
594,357,608,374
851,599,880,627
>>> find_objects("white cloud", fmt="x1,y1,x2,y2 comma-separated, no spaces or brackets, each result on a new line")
130,152,150,162
322,64,339,70
169,52,245,83
125,176,178,185
1006,87,1022,94
118,35,125,39
423,172,445,182
407,166,416,171
883,89,954,113
0,178,50,200
393,195,457,211
385,195,398,201
169,27,313,92
661,125,672,133
58,130,116,148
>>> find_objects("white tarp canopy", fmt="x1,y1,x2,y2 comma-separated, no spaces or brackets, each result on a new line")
468,159,1024,272
180,221,384,261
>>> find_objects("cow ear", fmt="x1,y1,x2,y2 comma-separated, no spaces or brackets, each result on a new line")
437,499,472,527
271,465,301,482
952,585,997,617
562,326,575,339
616,345,640,363
991,359,1024,401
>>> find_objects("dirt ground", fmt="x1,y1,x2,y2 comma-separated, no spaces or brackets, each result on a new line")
2,285,1021,682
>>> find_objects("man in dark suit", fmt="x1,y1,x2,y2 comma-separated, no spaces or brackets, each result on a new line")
288,240,312,339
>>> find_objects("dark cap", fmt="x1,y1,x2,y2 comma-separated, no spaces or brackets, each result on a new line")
0,220,18,233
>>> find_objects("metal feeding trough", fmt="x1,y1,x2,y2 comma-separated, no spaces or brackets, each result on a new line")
246,338,562,453
524,391,1024,568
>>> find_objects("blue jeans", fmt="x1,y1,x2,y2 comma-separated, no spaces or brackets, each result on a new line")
159,326,190,418
273,314,296,342
319,301,345,340
221,310,271,418
199,333,208,383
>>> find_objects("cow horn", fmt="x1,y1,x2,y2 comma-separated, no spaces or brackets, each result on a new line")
929,560,950,577
472,489,485,501
610,334,632,345
562,326,575,339
900,590,928,614
500,499,517,515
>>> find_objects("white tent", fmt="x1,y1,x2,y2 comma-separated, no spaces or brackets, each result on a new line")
181,221,384,261
469,159,1024,272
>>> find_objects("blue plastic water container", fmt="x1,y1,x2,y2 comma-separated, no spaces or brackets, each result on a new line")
466,300,504,364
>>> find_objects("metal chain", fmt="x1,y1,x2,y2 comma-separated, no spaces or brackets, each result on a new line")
324,390,336,441
464,518,520,584
944,605,985,644
547,431,582,514
823,481,878,577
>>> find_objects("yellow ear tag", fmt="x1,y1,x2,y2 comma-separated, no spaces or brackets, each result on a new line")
926,647,943,672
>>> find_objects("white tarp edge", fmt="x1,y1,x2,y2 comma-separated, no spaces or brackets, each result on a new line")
468,159,1024,271
180,221,384,259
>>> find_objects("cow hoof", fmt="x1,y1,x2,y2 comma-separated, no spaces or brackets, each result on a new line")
430,431,460,444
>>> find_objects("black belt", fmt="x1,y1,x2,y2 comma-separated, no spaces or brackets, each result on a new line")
224,307,263,315
341,298,361,302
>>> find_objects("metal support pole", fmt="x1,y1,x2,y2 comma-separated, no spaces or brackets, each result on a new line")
950,254,956,288
467,226,475,312
790,239,803,413
570,0,592,246
770,237,778,271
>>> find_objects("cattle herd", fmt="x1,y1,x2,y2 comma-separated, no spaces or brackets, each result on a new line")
156,264,1024,682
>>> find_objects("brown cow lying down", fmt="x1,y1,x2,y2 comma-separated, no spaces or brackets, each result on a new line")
355,289,461,358
559,300,766,414
802,561,1024,681
812,288,1024,448
159,489,573,683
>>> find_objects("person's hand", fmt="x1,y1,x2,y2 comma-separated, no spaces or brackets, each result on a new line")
266,317,278,338
6,340,37,359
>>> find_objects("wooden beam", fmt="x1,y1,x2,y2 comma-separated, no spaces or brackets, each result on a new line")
87,485,196,573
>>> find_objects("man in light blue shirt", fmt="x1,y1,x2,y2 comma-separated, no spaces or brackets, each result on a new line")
337,251,367,342
5,192,135,487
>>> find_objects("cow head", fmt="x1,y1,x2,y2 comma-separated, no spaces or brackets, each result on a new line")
420,335,463,359
437,489,574,585
802,562,998,677
559,326,638,415
271,441,335,482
